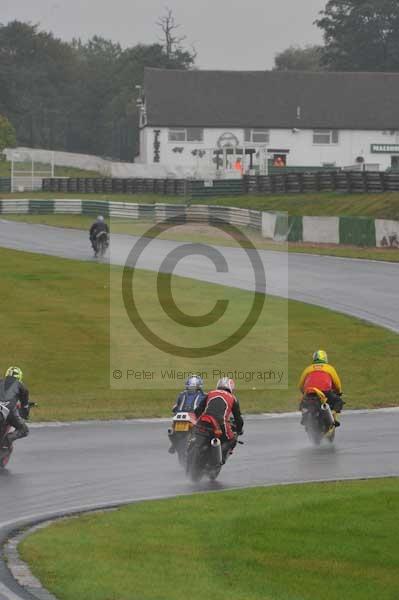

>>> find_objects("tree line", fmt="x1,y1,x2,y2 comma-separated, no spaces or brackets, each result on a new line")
275,0,399,72
0,11,195,160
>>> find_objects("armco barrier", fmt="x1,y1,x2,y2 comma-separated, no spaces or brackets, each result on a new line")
1,199,398,248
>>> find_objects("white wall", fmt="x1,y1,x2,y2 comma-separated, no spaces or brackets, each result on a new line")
138,126,399,171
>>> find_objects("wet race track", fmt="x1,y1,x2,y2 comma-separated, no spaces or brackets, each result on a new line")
0,220,398,599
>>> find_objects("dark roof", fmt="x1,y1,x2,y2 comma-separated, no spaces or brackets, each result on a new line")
144,68,399,130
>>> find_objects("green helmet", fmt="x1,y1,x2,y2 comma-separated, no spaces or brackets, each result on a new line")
5,366,23,381
312,350,328,364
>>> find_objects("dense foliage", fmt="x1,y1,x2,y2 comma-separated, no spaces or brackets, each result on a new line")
0,20,195,160
274,45,323,71
316,0,399,71
275,0,399,72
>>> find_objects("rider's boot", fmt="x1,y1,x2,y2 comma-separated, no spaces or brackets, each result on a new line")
1,437,10,450
6,422,29,446
6,431,19,445
221,439,236,464
332,411,341,427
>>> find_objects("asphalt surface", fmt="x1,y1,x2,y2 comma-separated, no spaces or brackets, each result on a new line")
1,411,399,599
0,219,398,599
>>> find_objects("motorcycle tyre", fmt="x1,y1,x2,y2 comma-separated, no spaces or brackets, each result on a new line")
186,443,203,483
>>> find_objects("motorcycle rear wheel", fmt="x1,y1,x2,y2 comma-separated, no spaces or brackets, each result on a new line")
208,466,221,481
306,426,323,446
175,435,189,468
186,444,203,482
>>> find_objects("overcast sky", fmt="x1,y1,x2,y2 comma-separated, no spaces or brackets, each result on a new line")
2,0,326,70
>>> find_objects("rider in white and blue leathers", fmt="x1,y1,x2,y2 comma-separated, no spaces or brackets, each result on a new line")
172,375,206,414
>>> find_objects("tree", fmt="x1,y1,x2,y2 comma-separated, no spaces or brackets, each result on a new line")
0,18,196,160
0,114,16,152
316,0,399,71
274,45,324,71
0,21,76,149
156,7,196,68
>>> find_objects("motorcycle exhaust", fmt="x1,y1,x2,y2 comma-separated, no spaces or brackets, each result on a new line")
210,438,222,466
320,403,335,427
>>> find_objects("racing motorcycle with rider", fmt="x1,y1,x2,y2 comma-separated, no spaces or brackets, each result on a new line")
186,377,243,481
89,215,109,257
299,350,344,444
168,375,206,465
0,366,34,468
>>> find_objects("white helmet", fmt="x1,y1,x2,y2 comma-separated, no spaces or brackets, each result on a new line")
97,215,105,222
185,375,203,390
216,377,235,394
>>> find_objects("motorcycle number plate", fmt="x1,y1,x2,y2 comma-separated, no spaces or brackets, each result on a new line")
175,422,190,432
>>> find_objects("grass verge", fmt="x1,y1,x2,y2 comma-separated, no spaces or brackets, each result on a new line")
5,214,399,262
0,247,398,421
19,479,399,600
1,191,399,219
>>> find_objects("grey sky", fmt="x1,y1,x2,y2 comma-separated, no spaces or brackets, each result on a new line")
2,0,326,70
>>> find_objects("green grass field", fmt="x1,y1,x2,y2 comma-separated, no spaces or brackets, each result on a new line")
19,478,399,600
5,214,399,262
0,248,398,421
2,191,399,219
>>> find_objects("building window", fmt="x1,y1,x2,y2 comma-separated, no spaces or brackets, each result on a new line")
313,129,339,145
168,129,186,142
187,128,204,142
168,128,204,142
244,129,270,144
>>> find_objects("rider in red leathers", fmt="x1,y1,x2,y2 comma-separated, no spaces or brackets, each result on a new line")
195,377,243,462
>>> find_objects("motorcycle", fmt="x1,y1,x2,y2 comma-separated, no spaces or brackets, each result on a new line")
185,417,242,482
168,411,197,466
94,231,109,257
300,387,336,445
0,402,36,468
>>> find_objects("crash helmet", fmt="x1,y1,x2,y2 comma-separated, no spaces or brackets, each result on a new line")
185,375,203,390
5,366,23,381
312,350,328,364
97,215,105,222
216,377,235,394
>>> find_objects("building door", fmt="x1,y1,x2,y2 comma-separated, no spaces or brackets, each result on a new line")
391,156,399,169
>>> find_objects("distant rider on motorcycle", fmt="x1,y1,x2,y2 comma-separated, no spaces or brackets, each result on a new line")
168,375,206,454
0,367,30,447
89,215,109,254
299,350,344,426
195,377,243,463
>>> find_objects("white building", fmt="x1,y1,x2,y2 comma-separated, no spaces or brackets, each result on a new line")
137,68,399,176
